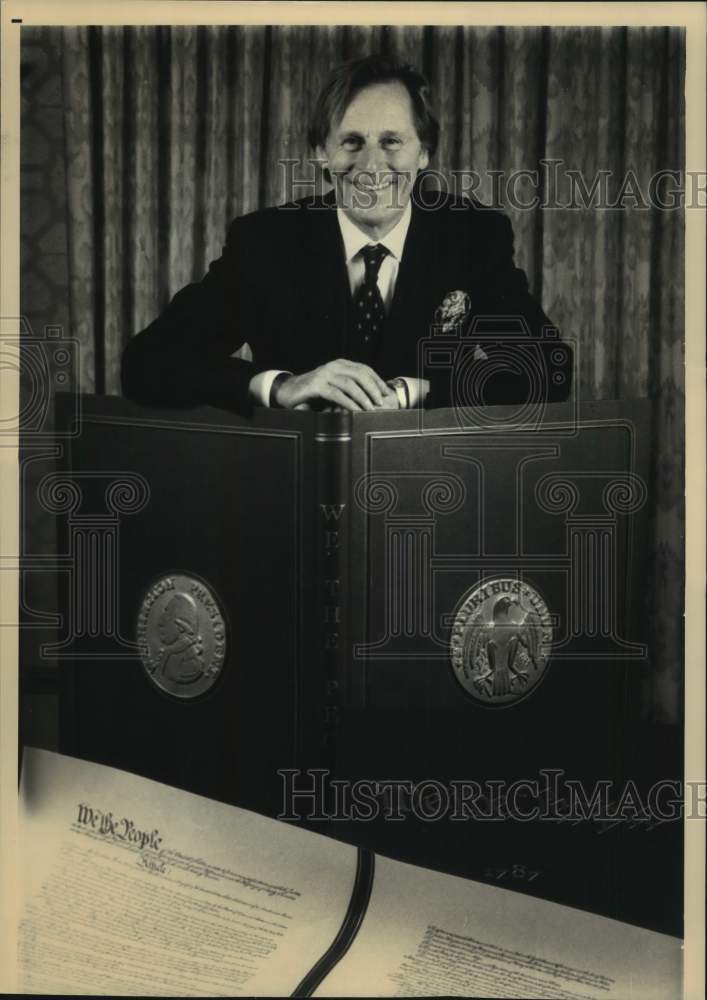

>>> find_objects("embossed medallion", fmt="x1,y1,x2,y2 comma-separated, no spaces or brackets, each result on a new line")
137,574,226,699
450,579,552,705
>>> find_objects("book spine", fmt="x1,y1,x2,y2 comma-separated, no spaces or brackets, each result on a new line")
314,410,352,771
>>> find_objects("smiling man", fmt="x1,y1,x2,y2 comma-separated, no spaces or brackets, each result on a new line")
121,55,569,413
316,74,429,238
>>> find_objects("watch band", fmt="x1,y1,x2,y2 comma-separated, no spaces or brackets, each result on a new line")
387,378,409,409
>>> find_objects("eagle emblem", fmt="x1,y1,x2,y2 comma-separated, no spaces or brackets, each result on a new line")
450,580,552,705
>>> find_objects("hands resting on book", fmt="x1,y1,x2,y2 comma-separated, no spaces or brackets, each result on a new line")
268,359,429,411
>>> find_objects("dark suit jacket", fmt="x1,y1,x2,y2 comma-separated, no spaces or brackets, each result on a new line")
121,188,572,413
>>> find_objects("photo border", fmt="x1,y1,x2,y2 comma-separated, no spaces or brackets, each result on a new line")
1,3,704,995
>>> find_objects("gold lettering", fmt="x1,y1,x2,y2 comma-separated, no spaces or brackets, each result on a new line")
320,503,345,521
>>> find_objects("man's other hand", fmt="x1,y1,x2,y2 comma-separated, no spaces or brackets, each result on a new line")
273,359,394,412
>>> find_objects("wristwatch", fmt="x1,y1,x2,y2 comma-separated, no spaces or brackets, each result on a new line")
386,378,409,409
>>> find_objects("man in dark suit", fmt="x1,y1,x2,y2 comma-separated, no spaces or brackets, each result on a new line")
121,55,570,414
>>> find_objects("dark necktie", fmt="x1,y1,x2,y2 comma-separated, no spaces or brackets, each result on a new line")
352,243,389,361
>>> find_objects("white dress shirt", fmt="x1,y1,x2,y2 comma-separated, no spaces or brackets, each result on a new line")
251,202,426,407
336,201,411,308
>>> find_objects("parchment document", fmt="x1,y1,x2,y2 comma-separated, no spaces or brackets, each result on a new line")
17,748,357,996
315,853,682,999
15,749,682,997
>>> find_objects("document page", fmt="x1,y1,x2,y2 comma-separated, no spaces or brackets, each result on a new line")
16,749,358,996
315,853,682,999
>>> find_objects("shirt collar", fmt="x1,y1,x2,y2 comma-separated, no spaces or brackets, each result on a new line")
336,201,412,264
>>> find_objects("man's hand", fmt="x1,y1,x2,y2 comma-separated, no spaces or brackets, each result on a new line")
273,359,396,412
377,389,401,410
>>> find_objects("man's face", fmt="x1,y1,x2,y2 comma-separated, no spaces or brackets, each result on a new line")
158,608,179,645
318,81,429,236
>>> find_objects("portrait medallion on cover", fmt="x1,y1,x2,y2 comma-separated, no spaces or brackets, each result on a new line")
137,574,226,699
450,579,552,705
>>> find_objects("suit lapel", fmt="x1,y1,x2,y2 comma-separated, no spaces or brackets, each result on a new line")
379,202,436,373
301,194,351,358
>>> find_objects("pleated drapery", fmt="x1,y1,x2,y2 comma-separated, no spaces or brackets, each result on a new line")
55,24,683,720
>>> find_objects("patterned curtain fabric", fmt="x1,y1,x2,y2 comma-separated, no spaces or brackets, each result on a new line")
54,24,684,720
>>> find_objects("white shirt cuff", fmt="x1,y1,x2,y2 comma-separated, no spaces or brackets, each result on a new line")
398,377,429,408
249,370,291,407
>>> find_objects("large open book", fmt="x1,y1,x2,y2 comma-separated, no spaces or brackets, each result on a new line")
16,749,681,998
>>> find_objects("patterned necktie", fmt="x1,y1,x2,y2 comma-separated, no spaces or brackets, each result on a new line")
352,243,389,361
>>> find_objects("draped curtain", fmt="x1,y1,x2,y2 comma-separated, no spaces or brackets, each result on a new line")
54,24,684,720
